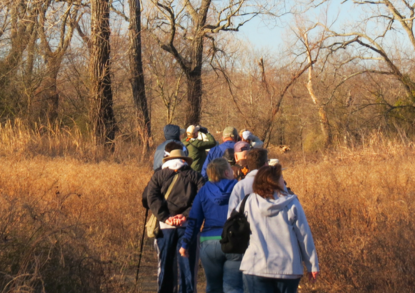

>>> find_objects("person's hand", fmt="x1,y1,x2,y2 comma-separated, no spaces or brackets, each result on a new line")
179,247,189,258
198,126,208,134
165,217,176,226
308,271,319,283
175,214,186,226
166,215,186,226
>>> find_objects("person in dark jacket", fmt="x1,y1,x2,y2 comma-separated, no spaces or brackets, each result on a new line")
182,125,217,173
201,126,238,180
153,124,188,171
179,158,243,293
147,149,205,293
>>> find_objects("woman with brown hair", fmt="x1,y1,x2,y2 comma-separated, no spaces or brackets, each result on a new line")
239,165,319,293
179,158,243,293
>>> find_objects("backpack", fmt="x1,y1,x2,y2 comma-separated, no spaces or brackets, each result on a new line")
220,193,251,254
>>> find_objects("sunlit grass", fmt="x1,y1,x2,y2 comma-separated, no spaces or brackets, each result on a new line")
0,124,414,292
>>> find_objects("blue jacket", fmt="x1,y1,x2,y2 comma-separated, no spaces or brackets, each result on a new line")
181,179,238,249
153,124,187,170
201,140,235,179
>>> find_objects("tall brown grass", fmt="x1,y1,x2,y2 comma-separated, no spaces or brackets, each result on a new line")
1,124,415,292
278,133,415,293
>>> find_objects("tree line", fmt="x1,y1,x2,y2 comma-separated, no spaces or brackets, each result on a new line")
0,0,414,151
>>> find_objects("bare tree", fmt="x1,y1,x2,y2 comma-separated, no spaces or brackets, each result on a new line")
319,0,415,118
147,0,276,126
90,0,117,144
295,24,332,147
128,0,151,150
37,0,84,122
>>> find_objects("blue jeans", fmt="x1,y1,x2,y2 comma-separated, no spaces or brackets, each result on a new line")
243,274,301,293
200,240,243,293
155,228,198,293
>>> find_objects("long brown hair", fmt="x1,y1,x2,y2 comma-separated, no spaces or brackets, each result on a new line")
253,165,283,199
207,158,231,182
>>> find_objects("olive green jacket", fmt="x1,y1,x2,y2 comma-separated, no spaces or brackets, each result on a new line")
182,133,217,172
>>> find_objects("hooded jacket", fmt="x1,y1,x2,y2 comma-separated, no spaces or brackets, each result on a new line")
153,125,188,170
147,164,205,223
201,140,235,179
181,179,238,249
227,169,258,218
182,133,217,172
239,192,319,278
227,170,289,217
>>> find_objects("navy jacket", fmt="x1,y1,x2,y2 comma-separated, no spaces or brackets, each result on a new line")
201,140,235,179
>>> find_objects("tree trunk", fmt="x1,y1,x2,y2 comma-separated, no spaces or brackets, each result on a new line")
128,0,151,149
185,71,202,126
90,0,117,145
306,71,332,147
41,68,60,123
304,33,331,147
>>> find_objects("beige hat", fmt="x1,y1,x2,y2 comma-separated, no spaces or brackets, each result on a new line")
162,149,193,165
186,125,200,135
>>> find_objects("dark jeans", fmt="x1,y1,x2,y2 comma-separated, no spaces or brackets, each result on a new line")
243,274,301,293
200,240,243,293
155,228,198,293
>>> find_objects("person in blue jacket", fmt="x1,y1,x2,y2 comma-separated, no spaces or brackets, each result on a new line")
179,158,243,293
201,126,238,180
153,124,188,171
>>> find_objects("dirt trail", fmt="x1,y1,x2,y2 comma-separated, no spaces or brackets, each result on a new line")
137,238,206,292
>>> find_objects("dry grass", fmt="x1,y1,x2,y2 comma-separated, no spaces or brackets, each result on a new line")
277,133,415,293
0,158,152,292
1,124,415,292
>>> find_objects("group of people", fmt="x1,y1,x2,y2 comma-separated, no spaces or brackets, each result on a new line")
144,124,319,293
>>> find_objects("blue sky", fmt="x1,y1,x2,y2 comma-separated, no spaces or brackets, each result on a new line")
236,0,357,50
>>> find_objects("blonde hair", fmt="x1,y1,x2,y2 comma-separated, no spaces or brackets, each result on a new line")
207,158,230,182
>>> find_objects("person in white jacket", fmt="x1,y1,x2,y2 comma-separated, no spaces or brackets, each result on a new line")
239,129,264,149
227,148,268,217
237,165,319,293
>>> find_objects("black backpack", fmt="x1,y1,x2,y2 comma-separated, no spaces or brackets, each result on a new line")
220,194,251,254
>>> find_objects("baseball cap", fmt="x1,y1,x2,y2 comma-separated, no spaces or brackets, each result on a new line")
223,126,238,139
234,141,250,153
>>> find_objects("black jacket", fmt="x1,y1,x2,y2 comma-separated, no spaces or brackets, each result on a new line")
147,165,205,222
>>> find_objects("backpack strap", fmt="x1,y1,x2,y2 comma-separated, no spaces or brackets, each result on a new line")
239,193,252,214
164,173,179,200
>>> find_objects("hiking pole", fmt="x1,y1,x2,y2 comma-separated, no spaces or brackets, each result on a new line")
136,207,149,283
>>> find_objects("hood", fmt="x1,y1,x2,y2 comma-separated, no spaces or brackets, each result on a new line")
256,192,297,217
219,140,235,152
164,124,180,140
162,158,187,170
245,169,258,178
204,179,237,206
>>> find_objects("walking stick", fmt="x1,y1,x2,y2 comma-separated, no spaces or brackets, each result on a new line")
136,207,149,283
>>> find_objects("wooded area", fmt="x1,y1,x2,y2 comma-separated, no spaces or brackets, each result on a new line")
1,0,414,151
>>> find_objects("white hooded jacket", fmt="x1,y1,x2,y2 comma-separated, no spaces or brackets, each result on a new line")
238,191,319,278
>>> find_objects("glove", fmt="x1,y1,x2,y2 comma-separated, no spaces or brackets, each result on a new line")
198,126,208,134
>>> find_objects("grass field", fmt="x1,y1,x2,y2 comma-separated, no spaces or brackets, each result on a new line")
0,126,414,292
